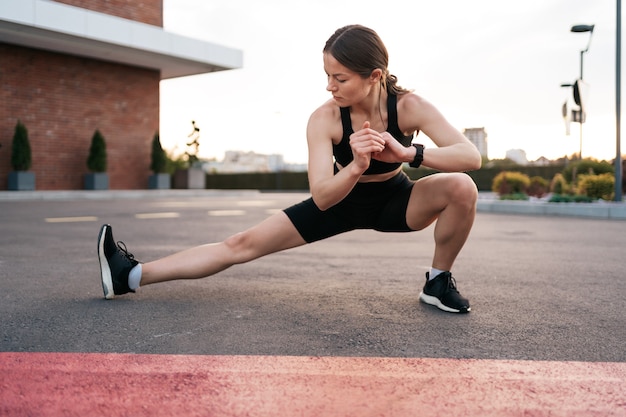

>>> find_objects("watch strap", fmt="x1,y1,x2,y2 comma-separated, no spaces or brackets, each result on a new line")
409,144,424,168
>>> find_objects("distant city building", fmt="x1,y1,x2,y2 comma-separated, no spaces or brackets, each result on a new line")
506,149,529,165
531,156,552,166
203,151,307,173
463,127,488,158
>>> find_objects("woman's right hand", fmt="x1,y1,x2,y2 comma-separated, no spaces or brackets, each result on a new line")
349,121,385,173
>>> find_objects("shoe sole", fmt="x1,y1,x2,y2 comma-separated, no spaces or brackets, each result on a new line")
419,292,470,313
97,224,115,300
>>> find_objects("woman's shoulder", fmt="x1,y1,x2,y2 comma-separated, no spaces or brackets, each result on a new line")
312,98,339,116
308,99,340,126
397,92,440,120
397,91,430,110
307,99,343,141
396,92,438,134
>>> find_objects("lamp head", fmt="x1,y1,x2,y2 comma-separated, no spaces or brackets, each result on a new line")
571,24,595,33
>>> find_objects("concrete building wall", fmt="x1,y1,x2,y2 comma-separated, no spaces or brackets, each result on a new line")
0,43,159,190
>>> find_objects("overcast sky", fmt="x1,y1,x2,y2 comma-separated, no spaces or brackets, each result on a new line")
160,0,620,164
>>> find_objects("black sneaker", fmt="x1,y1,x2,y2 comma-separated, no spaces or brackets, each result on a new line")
419,271,471,313
97,224,138,299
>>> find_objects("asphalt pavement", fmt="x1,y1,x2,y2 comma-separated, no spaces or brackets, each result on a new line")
1,189,624,360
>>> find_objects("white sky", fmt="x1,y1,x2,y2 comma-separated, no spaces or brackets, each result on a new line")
160,0,622,164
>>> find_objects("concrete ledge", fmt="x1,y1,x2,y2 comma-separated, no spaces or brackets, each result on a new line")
477,199,626,220
0,189,260,201
0,0,243,78
2,190,625,220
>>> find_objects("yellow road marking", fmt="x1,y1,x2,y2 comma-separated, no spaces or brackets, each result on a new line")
237,200,276,207
45,216,98,223
135,212,180,219
208,210,246,216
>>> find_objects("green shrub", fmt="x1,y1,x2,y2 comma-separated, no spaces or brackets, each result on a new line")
499,193,529,201
87,129,107,173
492,171,530,195
576,173,615,200
549,194,594,203
550,173,571,195
167,153,189,174
527,176,549,197
150,132,167,174
562,159,613,182
11,120,32,171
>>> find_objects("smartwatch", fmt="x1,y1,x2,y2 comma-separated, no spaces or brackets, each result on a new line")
409,144,424,168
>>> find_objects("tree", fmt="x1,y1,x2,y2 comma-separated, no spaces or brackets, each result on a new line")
562,158,613,183
11,120,32,171
150,132,167,174
86,129,107,173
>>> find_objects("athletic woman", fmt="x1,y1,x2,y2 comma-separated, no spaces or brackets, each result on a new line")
98,24,482,313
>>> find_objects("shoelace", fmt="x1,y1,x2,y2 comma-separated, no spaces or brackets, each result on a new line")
445,275,461,294
116,241,136,262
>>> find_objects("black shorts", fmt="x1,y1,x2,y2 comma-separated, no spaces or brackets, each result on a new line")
284,170,415,243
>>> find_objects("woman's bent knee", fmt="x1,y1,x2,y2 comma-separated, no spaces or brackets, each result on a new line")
450,173,478,202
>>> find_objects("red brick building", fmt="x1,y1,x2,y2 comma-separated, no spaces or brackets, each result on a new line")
0,0,242,190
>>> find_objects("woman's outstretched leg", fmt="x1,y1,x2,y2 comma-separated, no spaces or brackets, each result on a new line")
140,212,306,285
98,211,306,299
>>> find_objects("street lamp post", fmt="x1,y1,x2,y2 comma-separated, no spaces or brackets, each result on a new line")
616,0,623,202
570,24,594,159
571,25,595,80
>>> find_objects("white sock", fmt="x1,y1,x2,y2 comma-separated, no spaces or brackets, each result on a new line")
128,264,142,290
429,267,446,280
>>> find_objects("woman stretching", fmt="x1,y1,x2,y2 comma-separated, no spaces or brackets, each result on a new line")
98,24,481,313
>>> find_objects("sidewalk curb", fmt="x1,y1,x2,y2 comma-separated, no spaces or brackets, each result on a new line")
476,199,626,220
1,190,625,220
0,189,261,201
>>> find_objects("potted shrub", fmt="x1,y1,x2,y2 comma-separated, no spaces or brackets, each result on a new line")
84,129,109,190
148,132,171,189
8,120,35,191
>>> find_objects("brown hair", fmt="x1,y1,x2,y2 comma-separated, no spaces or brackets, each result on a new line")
323,25,411,96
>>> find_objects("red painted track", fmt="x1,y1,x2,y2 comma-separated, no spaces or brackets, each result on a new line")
1,352,625,416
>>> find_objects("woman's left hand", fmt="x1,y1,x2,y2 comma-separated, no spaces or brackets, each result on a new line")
371,131,409,163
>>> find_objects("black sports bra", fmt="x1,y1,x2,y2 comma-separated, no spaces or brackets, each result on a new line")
334,93,415,175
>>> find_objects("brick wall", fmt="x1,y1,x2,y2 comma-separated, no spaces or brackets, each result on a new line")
0,43,160,190
52,0,163,26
